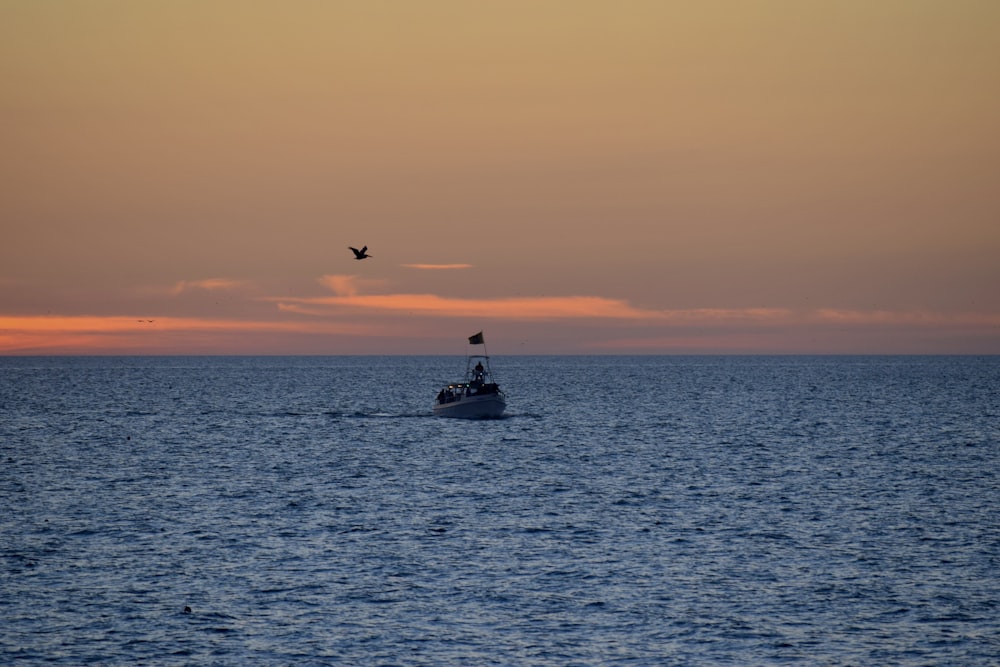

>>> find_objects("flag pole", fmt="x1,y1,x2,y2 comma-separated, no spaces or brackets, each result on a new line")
468,331,488,375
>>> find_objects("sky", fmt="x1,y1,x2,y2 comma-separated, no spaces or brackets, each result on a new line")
2,1,998,354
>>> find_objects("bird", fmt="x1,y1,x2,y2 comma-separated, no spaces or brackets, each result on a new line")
349,245,372,260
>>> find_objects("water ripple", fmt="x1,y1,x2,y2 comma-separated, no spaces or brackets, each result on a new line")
1,355,998,664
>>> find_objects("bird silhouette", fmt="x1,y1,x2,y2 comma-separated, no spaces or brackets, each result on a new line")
349,245,372,260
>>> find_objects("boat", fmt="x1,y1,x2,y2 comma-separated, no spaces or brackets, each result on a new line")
433,332,507,419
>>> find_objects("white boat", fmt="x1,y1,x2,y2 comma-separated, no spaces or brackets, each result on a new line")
433,332,507,419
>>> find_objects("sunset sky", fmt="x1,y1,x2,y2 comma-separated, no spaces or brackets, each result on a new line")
2,1,998,354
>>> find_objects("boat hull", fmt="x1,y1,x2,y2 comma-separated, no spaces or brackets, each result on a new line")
432,393,506,419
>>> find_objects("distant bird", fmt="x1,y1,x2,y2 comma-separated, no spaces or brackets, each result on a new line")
349,245,372,260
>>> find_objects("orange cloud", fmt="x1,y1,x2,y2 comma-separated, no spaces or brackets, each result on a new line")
277,275,799,322
283,287,1000,335
814,309,1000,327
275,290,795,322
170,278,246,296
0,315,376,354
275,294,650,319
587,309,1000,353
276,303,336,317
317,274,389,297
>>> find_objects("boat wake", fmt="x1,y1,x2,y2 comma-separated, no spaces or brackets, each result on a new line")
342,411,435,420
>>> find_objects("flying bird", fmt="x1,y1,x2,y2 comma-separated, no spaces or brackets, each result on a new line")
349,245,372,260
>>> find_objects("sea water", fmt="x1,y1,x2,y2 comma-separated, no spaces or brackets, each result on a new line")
1,355,998,665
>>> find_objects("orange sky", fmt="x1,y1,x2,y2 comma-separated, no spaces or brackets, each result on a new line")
2,1,998,354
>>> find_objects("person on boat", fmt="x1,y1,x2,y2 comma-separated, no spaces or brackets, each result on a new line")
474,361,485,383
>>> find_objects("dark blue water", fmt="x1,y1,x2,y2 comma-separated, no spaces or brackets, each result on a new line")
2,356,998,665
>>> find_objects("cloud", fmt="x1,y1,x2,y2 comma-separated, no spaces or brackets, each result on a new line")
318,275,359,297
170,278,245,296
402,264,474,270
275,287,796,322
333,294,654,319
3,304,998,355
0,315,331,334
317,274,389,298
276,302,353,317
277,293,655,319
0,315,379,354
813,309,1000,327
586,308,1000,353
264,277,800,321
265,279,1000,357
655,308,794,323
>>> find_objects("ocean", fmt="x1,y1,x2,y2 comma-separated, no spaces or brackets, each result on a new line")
2,355,998,665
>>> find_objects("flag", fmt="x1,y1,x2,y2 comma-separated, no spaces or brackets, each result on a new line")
468,332,484,345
